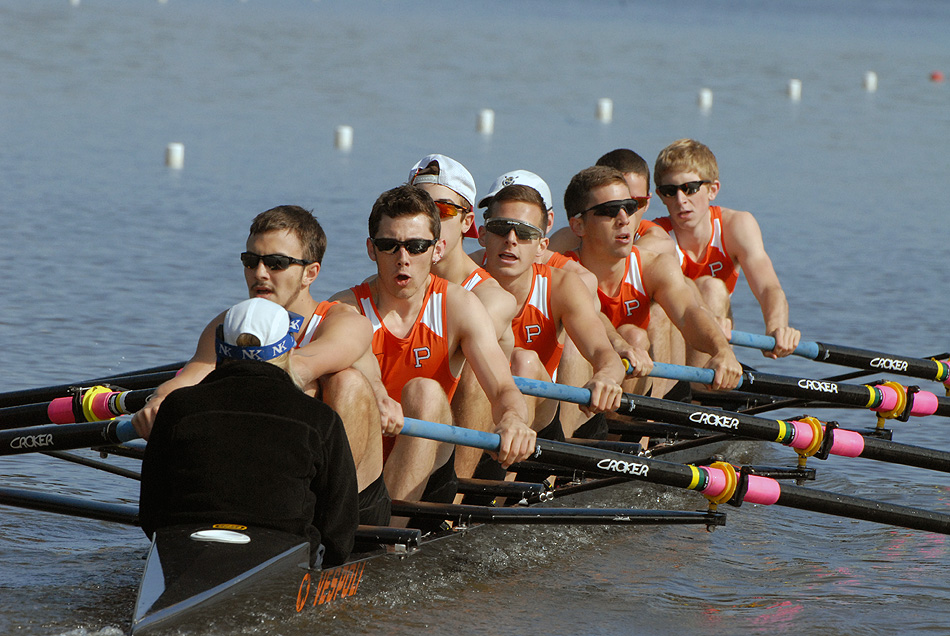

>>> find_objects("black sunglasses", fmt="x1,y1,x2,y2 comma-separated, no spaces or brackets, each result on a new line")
483,217,545,241
656,180,711,198
240,251,314,271
580,198,641,218
371,237,437,255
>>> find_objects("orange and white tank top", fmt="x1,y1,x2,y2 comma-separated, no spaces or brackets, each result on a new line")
461,267,492,291
351,275,459,403
655,206,740,293
511,264,564,378
563,249,650,329
295,300,339,346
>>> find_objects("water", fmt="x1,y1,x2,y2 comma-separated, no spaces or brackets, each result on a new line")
1,0,948,633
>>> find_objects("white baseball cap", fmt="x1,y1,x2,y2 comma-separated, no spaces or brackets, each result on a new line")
478,170,553,211
215,298,303,361
408,154,477,210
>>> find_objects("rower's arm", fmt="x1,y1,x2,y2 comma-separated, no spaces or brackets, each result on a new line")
647,253,741,390
471,281,517,355
130,312,223,440
293,304,372,385
553,269,625,413
450,287,534,468
723,209,800,358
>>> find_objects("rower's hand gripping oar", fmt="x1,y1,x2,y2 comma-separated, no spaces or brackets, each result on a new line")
397,417,950,536
729,329,950,388
515,376,950,475
645,361,950,423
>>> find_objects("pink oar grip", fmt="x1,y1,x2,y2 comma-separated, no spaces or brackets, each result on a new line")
788,420,816,451
910,391,939,416
744,475,781,505
830,428,865,457
875,385,900,412
47,397,75,424
700,467,728,498
89,392,117,420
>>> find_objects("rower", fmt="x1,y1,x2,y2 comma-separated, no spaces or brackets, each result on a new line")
330,185,535,524
139,297,360,567
652,138,801,362
479,183,626,438
131,205,390,527
548,149,681,397
561,165,743,395
407,154,518,486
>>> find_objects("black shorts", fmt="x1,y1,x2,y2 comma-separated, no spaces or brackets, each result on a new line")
358,472,392,527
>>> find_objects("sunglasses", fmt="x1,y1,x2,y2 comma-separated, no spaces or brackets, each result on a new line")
434,200,470,219
483,217,545,241
371,237,438,255
581,198,641,218
656,180,711,198
240,251,314,271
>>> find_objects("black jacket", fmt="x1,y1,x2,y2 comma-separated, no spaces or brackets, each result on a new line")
139,360,359,567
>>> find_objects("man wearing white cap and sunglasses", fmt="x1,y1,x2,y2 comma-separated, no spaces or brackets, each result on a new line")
140,298,361,568
407,154,518,485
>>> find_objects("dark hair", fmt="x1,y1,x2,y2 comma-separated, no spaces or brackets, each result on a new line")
596,148,650,184
563,166,628,219
485,184,547,233
249,205,327,264
368,185,441,240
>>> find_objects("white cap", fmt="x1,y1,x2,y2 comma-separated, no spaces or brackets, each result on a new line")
408,154,477,209
216,298,302,362
478,170,553,211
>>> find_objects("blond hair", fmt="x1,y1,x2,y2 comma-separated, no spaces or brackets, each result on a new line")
654,139,719,185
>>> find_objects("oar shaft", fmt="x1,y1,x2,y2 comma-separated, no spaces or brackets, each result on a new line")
512,377,950,474
0,419,139,456
649,363,950,418
401,417,950,535
0,363,181,410
730,330,950,383
0,388,153,430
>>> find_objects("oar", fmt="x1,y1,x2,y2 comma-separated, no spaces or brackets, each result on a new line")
729,330,950,384
0,387,153,430
513,377,950,474
646,362,950,419
0,362,181,409
0,418,138,456
399,417,950,535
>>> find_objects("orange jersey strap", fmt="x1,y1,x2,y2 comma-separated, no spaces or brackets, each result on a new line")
461,266,492,291
296,300,340,347
636,218,660,240
545,251,571,269
511,264,564,378
655,206,740,293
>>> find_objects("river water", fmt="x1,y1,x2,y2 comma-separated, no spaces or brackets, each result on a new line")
1,0,948,634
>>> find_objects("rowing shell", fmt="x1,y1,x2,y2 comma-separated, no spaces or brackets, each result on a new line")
129,436,745,634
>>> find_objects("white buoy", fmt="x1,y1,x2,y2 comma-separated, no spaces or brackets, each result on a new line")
788,79,802,101
477,109,494,135
863,71,878,92
334,125,353,151
698,88,713,110
69,0,80,6
596,98,613,123
165,142,184,169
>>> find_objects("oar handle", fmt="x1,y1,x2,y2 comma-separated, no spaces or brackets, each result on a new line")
401,417,501,452
648,362,743,388
729,330,821,359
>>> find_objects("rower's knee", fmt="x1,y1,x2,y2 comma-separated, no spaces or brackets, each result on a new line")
695,276,731,317
401,377,451,422
511,348,548,381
